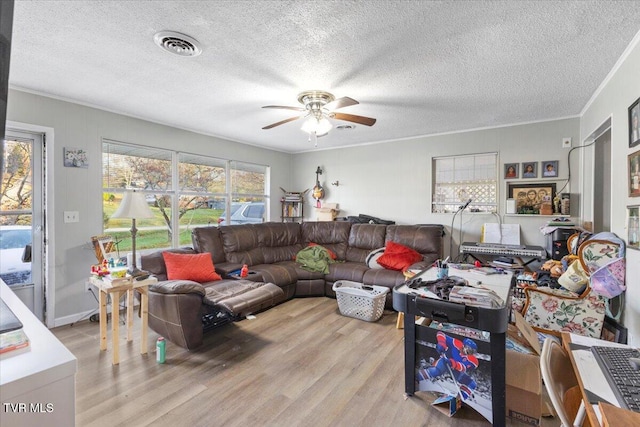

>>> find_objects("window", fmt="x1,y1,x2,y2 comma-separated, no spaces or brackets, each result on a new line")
432,153,497,213
224,161,268,225
102,140,269,251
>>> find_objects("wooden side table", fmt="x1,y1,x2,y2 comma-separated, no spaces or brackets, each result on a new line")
88,275,157,365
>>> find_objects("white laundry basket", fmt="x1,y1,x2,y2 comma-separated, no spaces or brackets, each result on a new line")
332,280,389,322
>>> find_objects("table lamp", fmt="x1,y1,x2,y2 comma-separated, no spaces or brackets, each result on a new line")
110,190,154,277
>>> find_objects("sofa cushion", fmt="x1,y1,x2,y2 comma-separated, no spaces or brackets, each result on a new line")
376,241,422,271
346,223,387,262
141,247,196,281
385,224,443,265
162,252,222,282
256,222,304,263
301,221,351,260
191,226,227,264
202,280,284,317
220,225,265,265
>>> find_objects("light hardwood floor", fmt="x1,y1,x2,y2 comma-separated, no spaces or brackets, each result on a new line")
52,297,554,427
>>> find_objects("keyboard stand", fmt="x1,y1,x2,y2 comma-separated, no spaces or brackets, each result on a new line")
461,251,539,272
459,242,547,272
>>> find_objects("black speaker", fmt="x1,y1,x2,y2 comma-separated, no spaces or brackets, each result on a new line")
548,228,577,260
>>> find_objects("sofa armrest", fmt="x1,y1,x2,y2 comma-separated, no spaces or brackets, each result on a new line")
214,262,245,278
150,280,206,296
148,283,206,350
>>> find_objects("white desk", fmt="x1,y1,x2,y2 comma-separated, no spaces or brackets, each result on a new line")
0,280,77,427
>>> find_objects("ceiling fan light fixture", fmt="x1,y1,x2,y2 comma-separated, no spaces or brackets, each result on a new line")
301,116,332,136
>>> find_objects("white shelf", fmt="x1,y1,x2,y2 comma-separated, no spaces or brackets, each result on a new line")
1,281,77,426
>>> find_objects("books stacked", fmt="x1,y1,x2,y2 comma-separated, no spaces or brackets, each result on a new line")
546,217,575,227
0,299,30,359
0,328,30,358
448,285,504,308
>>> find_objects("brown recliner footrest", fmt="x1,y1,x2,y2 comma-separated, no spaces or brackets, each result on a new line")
202,280,284,318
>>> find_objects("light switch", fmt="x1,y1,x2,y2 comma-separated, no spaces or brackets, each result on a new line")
64,211,79,223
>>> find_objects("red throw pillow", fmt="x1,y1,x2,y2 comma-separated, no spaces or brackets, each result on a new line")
376,241,422,271
162,252,222,282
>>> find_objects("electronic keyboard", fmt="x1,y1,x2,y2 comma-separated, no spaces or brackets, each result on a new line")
459,242,546,259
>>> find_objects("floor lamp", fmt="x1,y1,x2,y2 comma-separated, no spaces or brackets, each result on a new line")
111,190,154,277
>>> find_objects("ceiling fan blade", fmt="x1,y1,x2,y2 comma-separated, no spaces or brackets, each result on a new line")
262,105,306,112
332,112,376,126
262,115,302,130
325,96,358,111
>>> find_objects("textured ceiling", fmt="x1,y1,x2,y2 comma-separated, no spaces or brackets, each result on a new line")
8,1,640,153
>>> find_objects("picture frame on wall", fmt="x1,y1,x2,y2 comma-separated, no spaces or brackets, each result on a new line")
504,163,518,179
508,182,556,214
630,96,640,148
627,205,639,250
521,162,537,178
630,150,640,197
63,147,88,168
541,160,558,178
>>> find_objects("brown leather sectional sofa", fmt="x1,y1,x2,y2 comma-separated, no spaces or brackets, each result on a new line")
142,221,444,349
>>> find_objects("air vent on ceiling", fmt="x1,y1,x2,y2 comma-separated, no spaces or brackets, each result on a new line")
154,31,202,57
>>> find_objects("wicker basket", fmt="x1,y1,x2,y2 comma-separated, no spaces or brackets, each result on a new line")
332,280,389,322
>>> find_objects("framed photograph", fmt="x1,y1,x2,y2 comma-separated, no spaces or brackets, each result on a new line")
521,162,537,178
504,163,519,179
508,182,556,214
628,205,639,250
630,96,640,148
63,147,88,168
541,160,558,178
630,150,640,197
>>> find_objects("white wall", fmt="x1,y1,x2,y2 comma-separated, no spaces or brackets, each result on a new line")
6,89,293,326
292,118,580,257
580,32,640,345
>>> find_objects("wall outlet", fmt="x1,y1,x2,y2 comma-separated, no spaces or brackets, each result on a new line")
562,137,572,148
64,210,79,223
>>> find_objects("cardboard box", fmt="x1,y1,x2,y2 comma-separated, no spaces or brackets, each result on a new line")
316,203,339,221
505,312,549,426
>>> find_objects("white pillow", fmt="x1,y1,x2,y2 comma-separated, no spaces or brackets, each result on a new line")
366,247,386,269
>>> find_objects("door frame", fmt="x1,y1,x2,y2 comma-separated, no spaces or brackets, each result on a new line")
6,120,56,327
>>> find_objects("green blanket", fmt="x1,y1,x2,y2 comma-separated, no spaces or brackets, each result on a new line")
295,245,335,274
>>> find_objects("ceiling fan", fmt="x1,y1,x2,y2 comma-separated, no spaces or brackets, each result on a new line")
261,90,376,137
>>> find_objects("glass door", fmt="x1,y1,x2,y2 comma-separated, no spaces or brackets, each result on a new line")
1,130,44,321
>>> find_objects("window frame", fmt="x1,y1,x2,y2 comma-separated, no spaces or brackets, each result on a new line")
102,139,269,251
432,152,498,214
